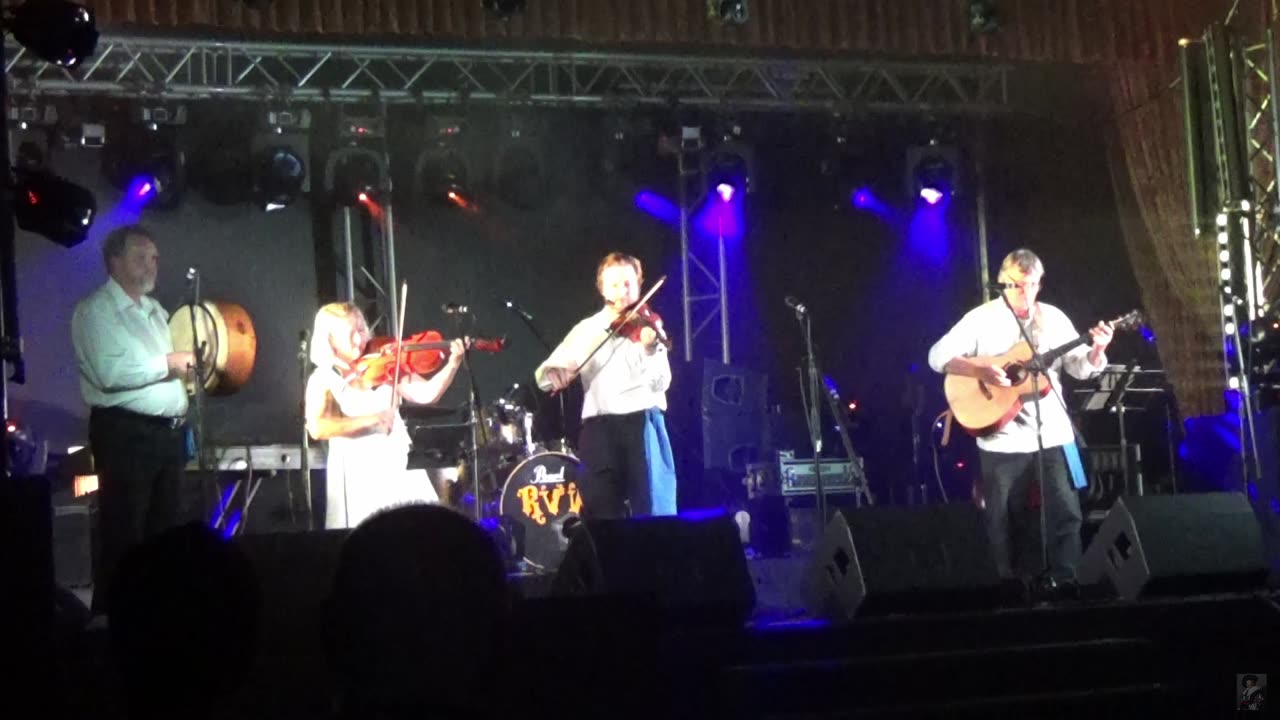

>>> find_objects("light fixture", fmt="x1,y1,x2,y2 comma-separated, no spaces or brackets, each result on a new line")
13,166,96,248
415,116,473,210
6,0,98,68
102,108,189,211
708,0,749,25
492,117,549,210
325,148,386,207
907,141,959,205
968,0,999,33
703,127,755,201
251,108,311,211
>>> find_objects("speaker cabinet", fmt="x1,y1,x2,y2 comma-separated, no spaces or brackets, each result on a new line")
812,504,1001,619
553,515,755,626
1075,493,1268,600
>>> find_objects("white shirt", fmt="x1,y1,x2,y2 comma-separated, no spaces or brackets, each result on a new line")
535,308,671,418
71,278,188,417
928,299,1105,453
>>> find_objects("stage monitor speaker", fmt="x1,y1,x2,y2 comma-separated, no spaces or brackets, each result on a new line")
552,514,755,626
812,504,1001,619
1075,492,1268,600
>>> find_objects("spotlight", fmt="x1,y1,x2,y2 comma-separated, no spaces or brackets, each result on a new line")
324,147,387,206
251,108,311,211
415,116,473,209
907,141,959,205
704,138,755,200
969,0,999,33
103,111,188,211
707,0,749,25
492,119,548,210
482,0,527,18
7,0,98,68
14,167,96,248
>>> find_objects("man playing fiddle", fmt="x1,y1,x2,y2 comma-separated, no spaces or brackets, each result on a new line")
536,252,677,519
305,302,465,529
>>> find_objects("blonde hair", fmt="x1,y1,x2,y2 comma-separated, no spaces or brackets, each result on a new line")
310,302,367,367
596,252,643,295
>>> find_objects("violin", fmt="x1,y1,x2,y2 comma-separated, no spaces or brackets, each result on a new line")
344,330,505,388
609,303,673,350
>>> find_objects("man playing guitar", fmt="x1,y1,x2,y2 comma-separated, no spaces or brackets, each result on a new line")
928,249,1113,584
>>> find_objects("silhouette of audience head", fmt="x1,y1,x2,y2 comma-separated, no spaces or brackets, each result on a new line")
106,522,261,717
326,504,512,717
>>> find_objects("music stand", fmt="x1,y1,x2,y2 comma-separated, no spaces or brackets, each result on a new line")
1077,363,1141,496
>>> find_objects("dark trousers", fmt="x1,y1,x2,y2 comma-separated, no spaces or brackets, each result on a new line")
577,411,651,520
978,447,1083,581
89,407,189,610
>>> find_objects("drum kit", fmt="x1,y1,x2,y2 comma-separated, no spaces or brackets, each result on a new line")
421,393,584,572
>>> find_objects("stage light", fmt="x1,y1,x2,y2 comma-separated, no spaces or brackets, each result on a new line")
324,147,387,206
482,0,527,18
243,108,311,211
907,141,959,205
103,113,188,211
708,0,749,24
715,183,735,203
493,120,548,211
704,126,755,201
7,0,98,68
13,167,96,248
969,0,999,33
415,116,473,209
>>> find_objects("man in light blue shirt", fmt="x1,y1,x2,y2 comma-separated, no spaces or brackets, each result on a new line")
71,224,195,608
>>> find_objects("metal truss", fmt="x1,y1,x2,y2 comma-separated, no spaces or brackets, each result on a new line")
677,139,730,365
4,33,1012,112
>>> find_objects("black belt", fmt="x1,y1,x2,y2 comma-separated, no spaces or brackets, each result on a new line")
91,405,186,430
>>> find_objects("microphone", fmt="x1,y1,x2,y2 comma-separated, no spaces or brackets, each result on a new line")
504,300,534,322
784,295,807,315
442,302,469,315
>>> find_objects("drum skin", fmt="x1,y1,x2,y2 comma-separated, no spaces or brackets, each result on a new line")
168,301,257,395
498,452,584,570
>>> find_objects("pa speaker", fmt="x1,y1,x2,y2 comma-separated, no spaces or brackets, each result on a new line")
812,504,1000,619
552,515,755,626
1076,493,1268,600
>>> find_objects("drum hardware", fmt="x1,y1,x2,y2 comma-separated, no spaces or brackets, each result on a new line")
497,451,584,572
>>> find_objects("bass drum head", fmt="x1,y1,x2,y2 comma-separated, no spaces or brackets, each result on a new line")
498,452,584,571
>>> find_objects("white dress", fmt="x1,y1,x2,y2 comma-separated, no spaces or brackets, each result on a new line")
313,368,439,529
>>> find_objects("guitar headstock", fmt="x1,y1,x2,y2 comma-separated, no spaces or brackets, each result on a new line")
1110,309,1145,332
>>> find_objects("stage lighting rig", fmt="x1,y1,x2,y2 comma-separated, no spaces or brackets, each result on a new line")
8,103,57,172
906,140,959,205
969,1,999,34
325,109,388,207
702,121,755,200
103,106,188,211
4,0,98,69
492,115,549,211
707,0,749,25
252,108,311,211
13,166,96,248
415,116,473,209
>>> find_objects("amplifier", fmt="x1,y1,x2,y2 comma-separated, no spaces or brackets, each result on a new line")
778,458,858,496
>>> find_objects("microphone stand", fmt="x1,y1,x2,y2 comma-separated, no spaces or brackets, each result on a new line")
509,305,567,450
298,330,313,530
794,307,828,525
455,312,485,521
997,292,1051,593
185,273,210,518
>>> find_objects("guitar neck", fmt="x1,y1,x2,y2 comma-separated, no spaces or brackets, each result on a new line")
1039,332,1093,368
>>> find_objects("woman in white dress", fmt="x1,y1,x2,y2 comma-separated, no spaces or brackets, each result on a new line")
304,302,465,529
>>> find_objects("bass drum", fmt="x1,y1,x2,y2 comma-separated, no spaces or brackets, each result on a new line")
168,300,257,396
498,452,584,571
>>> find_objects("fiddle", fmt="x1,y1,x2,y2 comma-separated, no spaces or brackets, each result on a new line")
344,330,505,388
609,303,673,350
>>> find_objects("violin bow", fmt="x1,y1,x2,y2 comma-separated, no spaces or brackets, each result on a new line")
554,275,667,393
389,280,409,412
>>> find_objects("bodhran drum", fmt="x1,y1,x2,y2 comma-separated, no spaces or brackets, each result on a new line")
498,452,584,570
168,300,257,396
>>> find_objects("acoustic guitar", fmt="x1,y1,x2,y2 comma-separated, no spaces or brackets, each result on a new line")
943,309,1143,436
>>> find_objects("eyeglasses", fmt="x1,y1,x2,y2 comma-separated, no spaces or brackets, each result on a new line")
1002,280,1041,291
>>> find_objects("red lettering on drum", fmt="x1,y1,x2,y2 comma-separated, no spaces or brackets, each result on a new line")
539,484,566,514
517,485,547,525
568,482,583,514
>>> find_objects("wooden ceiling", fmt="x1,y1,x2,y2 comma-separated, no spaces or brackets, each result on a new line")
85,0,1249,65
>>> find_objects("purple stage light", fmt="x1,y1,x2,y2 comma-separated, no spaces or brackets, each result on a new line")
919,187,945,205
715,182,736,203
